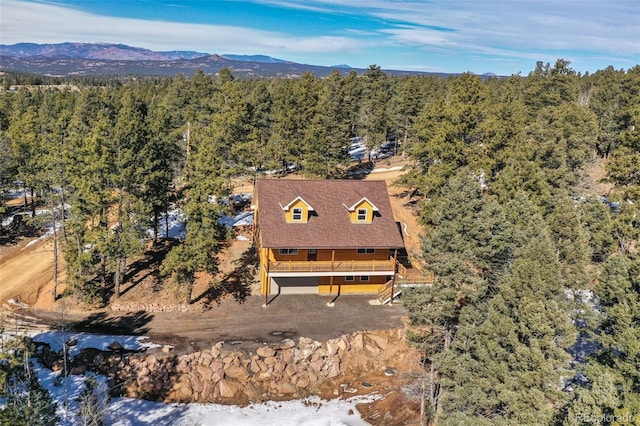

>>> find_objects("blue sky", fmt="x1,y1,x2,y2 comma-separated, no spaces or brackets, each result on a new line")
1,0,638,75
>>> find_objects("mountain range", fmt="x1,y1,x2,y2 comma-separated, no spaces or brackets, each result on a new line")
0,42,452,79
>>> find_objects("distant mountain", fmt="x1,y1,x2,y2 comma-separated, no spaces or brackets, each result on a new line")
0,42,457,79
221,54,288,64
0,42,209,61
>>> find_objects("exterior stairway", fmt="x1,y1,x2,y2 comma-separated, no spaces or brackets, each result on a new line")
377,265,435,305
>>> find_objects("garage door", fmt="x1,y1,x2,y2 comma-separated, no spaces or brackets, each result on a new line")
270,277,319,294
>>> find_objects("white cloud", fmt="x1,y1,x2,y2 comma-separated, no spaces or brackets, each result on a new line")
1,0,637,74
256,0,640,57
0,0,364,56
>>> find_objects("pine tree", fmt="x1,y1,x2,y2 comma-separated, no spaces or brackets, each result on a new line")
0,336,60,426
301,70,352,178
438,233,576,425
403,170,514,419
567,254,640,424
359,65,392,151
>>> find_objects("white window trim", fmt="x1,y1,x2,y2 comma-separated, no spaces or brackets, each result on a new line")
360,275,370,282
357,208,368,222
292,207,303,221
278,248,299,255
357,248,375,254
345,275,355,282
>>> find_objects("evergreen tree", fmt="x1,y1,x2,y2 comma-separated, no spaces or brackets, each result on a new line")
408,73,490,196
301,70,351,178
0,337,60,426
359,65,391,152
404,170,513,419
439,234,576,425
567,254,640,425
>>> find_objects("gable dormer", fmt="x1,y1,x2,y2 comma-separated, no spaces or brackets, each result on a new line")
344,197,379,224
280,196,314,223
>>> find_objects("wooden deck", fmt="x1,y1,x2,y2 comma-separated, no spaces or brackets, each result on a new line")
268,259,397,273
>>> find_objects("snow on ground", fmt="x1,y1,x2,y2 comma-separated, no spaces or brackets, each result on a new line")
148,197,253,241
219,210,254,228
107,395,375,426
151,207,187,240
25,332,374,425
31,331,161,357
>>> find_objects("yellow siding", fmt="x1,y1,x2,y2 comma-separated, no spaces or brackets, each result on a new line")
270,248,307,261
318,283,385,294
349,200,374,224
284,199,310,223
315,249,388,261
259,247,270,295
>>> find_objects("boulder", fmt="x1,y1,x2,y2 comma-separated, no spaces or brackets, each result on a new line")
337,337,350,352
294,373,310,389
196,364,213,380
218,379,241,398
108,341,123,351
367,333,389,351
277,381,297,395
224,365,249,382
200,352,213,366
352,333,364,351
325,340,339,356
256,346,276,358
250,359,261,374
279,339,296,350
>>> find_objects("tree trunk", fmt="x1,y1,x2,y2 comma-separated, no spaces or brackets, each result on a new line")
114,258,121,298
164,206,170,240
23,182,28,211
51,196,59,301
186,280,194,305
30,187,36,218
59,186,68,244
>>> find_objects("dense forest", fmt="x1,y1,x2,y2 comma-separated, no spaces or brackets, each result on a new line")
0,60,639,425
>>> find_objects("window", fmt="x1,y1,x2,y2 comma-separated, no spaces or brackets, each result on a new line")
278,248,298,255
357,208,367,222
345,276,355,282
360,275,369,282
292,207,303,221
357,248,375,254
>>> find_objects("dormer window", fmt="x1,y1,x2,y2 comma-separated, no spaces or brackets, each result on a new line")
280,196,314,223
344,196,379,224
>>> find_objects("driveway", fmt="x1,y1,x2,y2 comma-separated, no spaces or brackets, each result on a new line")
25,294,408,353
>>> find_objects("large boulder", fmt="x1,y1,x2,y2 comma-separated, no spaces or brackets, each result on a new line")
218,379,242,398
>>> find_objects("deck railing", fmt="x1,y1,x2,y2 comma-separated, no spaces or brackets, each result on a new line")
268,258,396,273
377,280,395,304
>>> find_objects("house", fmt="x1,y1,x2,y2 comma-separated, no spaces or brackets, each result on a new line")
253,179,405,305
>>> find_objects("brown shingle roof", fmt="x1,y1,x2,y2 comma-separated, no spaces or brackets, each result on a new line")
255,179,405,249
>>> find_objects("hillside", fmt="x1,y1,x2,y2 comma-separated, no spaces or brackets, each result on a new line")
0,42,453,78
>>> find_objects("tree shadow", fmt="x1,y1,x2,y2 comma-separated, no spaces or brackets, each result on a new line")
65,310,153,336
120,240,178,297
0,212,42,245
192,245,258,310
345,161,375,180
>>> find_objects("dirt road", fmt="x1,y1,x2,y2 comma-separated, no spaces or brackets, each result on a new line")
0,239,60,306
